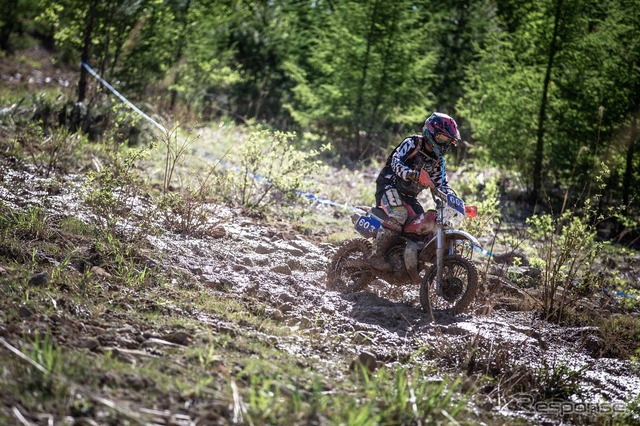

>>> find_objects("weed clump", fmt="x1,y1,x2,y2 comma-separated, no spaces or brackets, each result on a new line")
214,129,328,210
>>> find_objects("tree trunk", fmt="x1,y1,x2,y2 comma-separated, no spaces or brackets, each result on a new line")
354,0,379,153
170,0,192,111
78,0,98,103
369,3,398,136
532,0,563,203
98,1,118,77
622,112,638,207
0,0,18,52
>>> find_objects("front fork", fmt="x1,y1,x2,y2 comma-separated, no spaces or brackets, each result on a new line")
434,199,447,294
435,223,444,294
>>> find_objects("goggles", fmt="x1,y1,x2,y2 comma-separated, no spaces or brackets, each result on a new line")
434,132,456,146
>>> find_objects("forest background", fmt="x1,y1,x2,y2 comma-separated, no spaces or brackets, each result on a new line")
1,0,639,241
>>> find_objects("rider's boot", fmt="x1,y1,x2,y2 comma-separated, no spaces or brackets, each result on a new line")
368,226,400,272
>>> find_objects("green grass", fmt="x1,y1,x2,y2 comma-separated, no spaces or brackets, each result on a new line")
1,287,468,424
0,205,50,241
236,364,465,425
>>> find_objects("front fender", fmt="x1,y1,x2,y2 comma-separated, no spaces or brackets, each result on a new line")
444,229,481,248
418,229,481,262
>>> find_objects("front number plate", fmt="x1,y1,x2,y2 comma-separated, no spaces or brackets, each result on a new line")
447,194,465,215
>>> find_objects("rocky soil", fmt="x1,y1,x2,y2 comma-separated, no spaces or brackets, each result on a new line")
0,155,639,425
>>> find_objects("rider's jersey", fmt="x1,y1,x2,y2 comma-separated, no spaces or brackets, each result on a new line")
376,135,452,197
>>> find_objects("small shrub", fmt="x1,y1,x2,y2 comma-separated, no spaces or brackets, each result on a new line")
24,126,87,176
216,129,328,209
159,125,198,192
461,174,502,239
103,102,149,147
525,210,610,322
84,147,148,233
157,187,218,236
597,314,640,359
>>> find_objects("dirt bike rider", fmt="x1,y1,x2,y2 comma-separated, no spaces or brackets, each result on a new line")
369,112,461,271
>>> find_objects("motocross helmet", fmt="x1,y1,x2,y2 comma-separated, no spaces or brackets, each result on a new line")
422,112,461,157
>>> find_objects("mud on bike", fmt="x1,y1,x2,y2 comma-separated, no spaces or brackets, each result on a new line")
327,187,481,318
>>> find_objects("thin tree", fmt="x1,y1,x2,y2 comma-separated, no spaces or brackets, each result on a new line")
78,0,98,103
170,0,192,111
622,16,639,209
532,0,564,203
354,0,380,153
368,2,399,137
622,111,638,208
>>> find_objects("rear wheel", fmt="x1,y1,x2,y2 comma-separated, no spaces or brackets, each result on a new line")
327,239,375,293
420,254,478,315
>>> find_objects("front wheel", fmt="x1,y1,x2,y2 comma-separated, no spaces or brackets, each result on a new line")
420,254,478,315
326,238,375,293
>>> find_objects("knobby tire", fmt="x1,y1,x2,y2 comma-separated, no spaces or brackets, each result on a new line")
326,238,374,293
420,254,478,315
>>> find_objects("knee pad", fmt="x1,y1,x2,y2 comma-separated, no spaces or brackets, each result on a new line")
381,189,408,224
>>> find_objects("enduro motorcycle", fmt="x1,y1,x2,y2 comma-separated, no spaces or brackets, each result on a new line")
326,187,481,317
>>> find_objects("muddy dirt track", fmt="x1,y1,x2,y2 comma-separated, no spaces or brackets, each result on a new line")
1,157,638,425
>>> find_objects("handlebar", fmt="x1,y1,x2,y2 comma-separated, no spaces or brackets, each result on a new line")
418,169,455,204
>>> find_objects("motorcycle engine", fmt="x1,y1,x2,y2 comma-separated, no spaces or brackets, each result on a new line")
386,245,405,272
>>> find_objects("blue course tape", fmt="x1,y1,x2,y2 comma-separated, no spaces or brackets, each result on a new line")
615,290,637,299
295,190,356,211
80,67,505,223
81,71,537,257
600,288,637,300
81,61,167,133
468,243,494,257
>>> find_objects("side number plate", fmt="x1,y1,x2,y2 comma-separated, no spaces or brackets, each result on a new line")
354,215,381,238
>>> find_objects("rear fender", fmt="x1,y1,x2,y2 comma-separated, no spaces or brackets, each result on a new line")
419,229,481,262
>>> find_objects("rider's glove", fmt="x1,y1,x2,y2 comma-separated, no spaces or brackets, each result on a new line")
418,169,435,188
